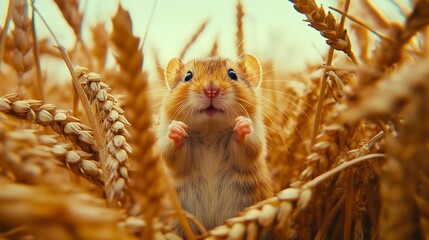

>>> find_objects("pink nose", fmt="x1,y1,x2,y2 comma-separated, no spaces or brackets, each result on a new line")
204,86,220,98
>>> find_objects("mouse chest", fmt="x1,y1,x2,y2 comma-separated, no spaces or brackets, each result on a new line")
176,143,252,229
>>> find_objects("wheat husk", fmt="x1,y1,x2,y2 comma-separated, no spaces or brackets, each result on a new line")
76,67,132,205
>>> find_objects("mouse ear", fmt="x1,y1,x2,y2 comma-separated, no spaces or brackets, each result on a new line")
238,54,262,88
165,57,184,89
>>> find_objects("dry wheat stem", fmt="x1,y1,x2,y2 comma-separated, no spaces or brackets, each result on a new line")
33,6,107,185
29,1,44,102
58,46,107,169
328,6,391,41
303,153,385,189
139,0,158,53
310,0,351,146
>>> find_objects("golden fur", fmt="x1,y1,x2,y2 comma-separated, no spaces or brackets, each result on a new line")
157,55,273,233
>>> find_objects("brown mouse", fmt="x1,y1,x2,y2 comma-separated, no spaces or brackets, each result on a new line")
156,54,273,236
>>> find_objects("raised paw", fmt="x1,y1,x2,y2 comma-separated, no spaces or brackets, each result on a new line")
168,120,188,146
234,116,253,143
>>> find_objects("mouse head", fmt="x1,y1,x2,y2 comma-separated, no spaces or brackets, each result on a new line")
163,54,262,127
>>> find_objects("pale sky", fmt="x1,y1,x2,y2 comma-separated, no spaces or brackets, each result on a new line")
1,0,405,80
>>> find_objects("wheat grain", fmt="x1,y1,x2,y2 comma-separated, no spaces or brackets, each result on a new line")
0,94,97,153
289,0,356,63
76,67,132,205
0,177,134,240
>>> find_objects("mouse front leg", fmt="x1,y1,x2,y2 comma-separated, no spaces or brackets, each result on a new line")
231,116,263,168
158,120,189,173
168,120,188,146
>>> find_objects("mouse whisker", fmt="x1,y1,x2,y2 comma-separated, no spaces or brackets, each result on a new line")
259,88,314,116
172,101,193,121
258,96,306,144
168,99,190,120
234,98,251,119
224,101,237,119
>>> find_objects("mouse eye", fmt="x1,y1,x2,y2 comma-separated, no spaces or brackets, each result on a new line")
184,71,193,82
228,69,238,81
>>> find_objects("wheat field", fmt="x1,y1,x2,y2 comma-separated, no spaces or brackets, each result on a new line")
0,0,428,239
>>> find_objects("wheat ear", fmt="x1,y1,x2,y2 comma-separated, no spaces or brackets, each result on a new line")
207,154,384,239
235,0,244,57
179,19,209,59
53,0,82,40
110,5,194,239
0,94,97,153
358,0,429,86
0,114,104,186
0,178,134,240
11,0,34,97
76,67,132,206
289,0,357,63
0,0,13,69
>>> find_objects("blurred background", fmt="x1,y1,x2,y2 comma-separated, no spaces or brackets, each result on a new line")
0,0,404,81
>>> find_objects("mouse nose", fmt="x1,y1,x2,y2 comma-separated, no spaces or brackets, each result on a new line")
204,85,220,98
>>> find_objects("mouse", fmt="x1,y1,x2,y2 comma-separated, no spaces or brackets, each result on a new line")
156,54,273,237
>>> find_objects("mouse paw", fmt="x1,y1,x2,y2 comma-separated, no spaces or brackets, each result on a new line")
234,116,253,142
168,120,188,146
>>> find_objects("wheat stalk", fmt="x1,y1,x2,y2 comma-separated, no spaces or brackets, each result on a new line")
284,0,357,158
29,1,44,101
